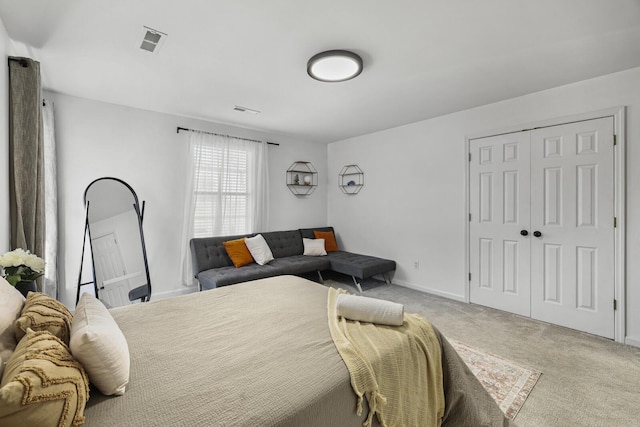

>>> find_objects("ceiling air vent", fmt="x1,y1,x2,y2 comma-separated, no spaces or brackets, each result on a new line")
139,26,167,54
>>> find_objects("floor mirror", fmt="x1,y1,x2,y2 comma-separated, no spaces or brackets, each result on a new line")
76,177,152,307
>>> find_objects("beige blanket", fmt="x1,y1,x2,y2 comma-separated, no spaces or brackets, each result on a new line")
84,276,374,427
328,287,445,427
82,275,511,427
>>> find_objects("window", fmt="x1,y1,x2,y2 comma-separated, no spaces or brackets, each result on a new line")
185,131,268,238
193,143,250,237
180,131,269,285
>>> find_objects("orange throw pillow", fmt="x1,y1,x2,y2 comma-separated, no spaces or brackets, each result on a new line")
223,239,254,268
314,230,339,252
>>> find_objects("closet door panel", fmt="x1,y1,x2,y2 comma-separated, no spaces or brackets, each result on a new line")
469,132,530,316
530,117,615,339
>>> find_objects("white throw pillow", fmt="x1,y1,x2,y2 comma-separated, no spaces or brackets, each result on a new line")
70,293,130,396
303,238,327,256
244,234,274,265
0,277,25,378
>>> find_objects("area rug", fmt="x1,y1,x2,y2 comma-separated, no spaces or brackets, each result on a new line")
449,339,541,420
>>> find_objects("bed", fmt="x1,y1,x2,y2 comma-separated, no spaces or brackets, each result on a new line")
83,275,512,426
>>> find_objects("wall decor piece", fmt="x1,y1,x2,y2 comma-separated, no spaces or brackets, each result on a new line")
286,161,317,195
339,165,364,194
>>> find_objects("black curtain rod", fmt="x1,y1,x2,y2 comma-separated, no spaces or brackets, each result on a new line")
176,126,279,146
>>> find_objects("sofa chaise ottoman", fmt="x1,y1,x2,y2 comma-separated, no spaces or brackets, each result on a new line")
190,227,396,293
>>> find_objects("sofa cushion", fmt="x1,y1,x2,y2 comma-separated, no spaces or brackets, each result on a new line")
262,230,304,258
327,252,396,279
190,233,255,274
197,264,282,290
268,256,331,276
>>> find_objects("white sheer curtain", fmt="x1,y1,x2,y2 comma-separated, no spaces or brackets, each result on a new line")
42,100,58,298
179,131,269,286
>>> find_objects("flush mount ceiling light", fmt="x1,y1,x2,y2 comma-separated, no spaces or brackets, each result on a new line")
307,50,363,82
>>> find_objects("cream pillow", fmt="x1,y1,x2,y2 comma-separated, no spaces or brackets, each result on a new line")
0,278,25,378
244,234,274,265
70,293,130,396
303,238,327,256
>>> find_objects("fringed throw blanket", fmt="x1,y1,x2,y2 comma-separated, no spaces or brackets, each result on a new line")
327,288,445,427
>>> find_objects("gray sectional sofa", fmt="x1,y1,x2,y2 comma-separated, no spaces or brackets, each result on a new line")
190,227,396,293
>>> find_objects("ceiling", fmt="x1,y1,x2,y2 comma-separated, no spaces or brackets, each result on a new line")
1,0,639,143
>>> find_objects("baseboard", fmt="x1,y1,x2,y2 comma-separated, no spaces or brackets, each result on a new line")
392,279,466,303
152,286,198,301
625,336,640,348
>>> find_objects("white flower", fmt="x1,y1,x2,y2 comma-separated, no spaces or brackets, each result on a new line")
0,248,45,287
0,248,45,272
0,249,25,268
25,252,45,272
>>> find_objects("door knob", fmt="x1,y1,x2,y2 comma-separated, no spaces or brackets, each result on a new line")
520,230,528,236
533,231,542,237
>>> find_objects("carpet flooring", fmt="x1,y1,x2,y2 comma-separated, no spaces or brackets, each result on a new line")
320,272,640,427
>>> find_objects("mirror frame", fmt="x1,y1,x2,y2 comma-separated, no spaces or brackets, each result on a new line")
76,177,152,305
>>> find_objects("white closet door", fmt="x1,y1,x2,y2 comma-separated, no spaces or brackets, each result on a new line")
530,117,615,338
469,132,531,316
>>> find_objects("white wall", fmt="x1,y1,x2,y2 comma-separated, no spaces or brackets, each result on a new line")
0,17,11,252
328,66,640,345
48,92,327,306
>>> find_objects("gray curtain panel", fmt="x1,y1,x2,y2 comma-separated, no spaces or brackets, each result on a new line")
8,57,45,291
